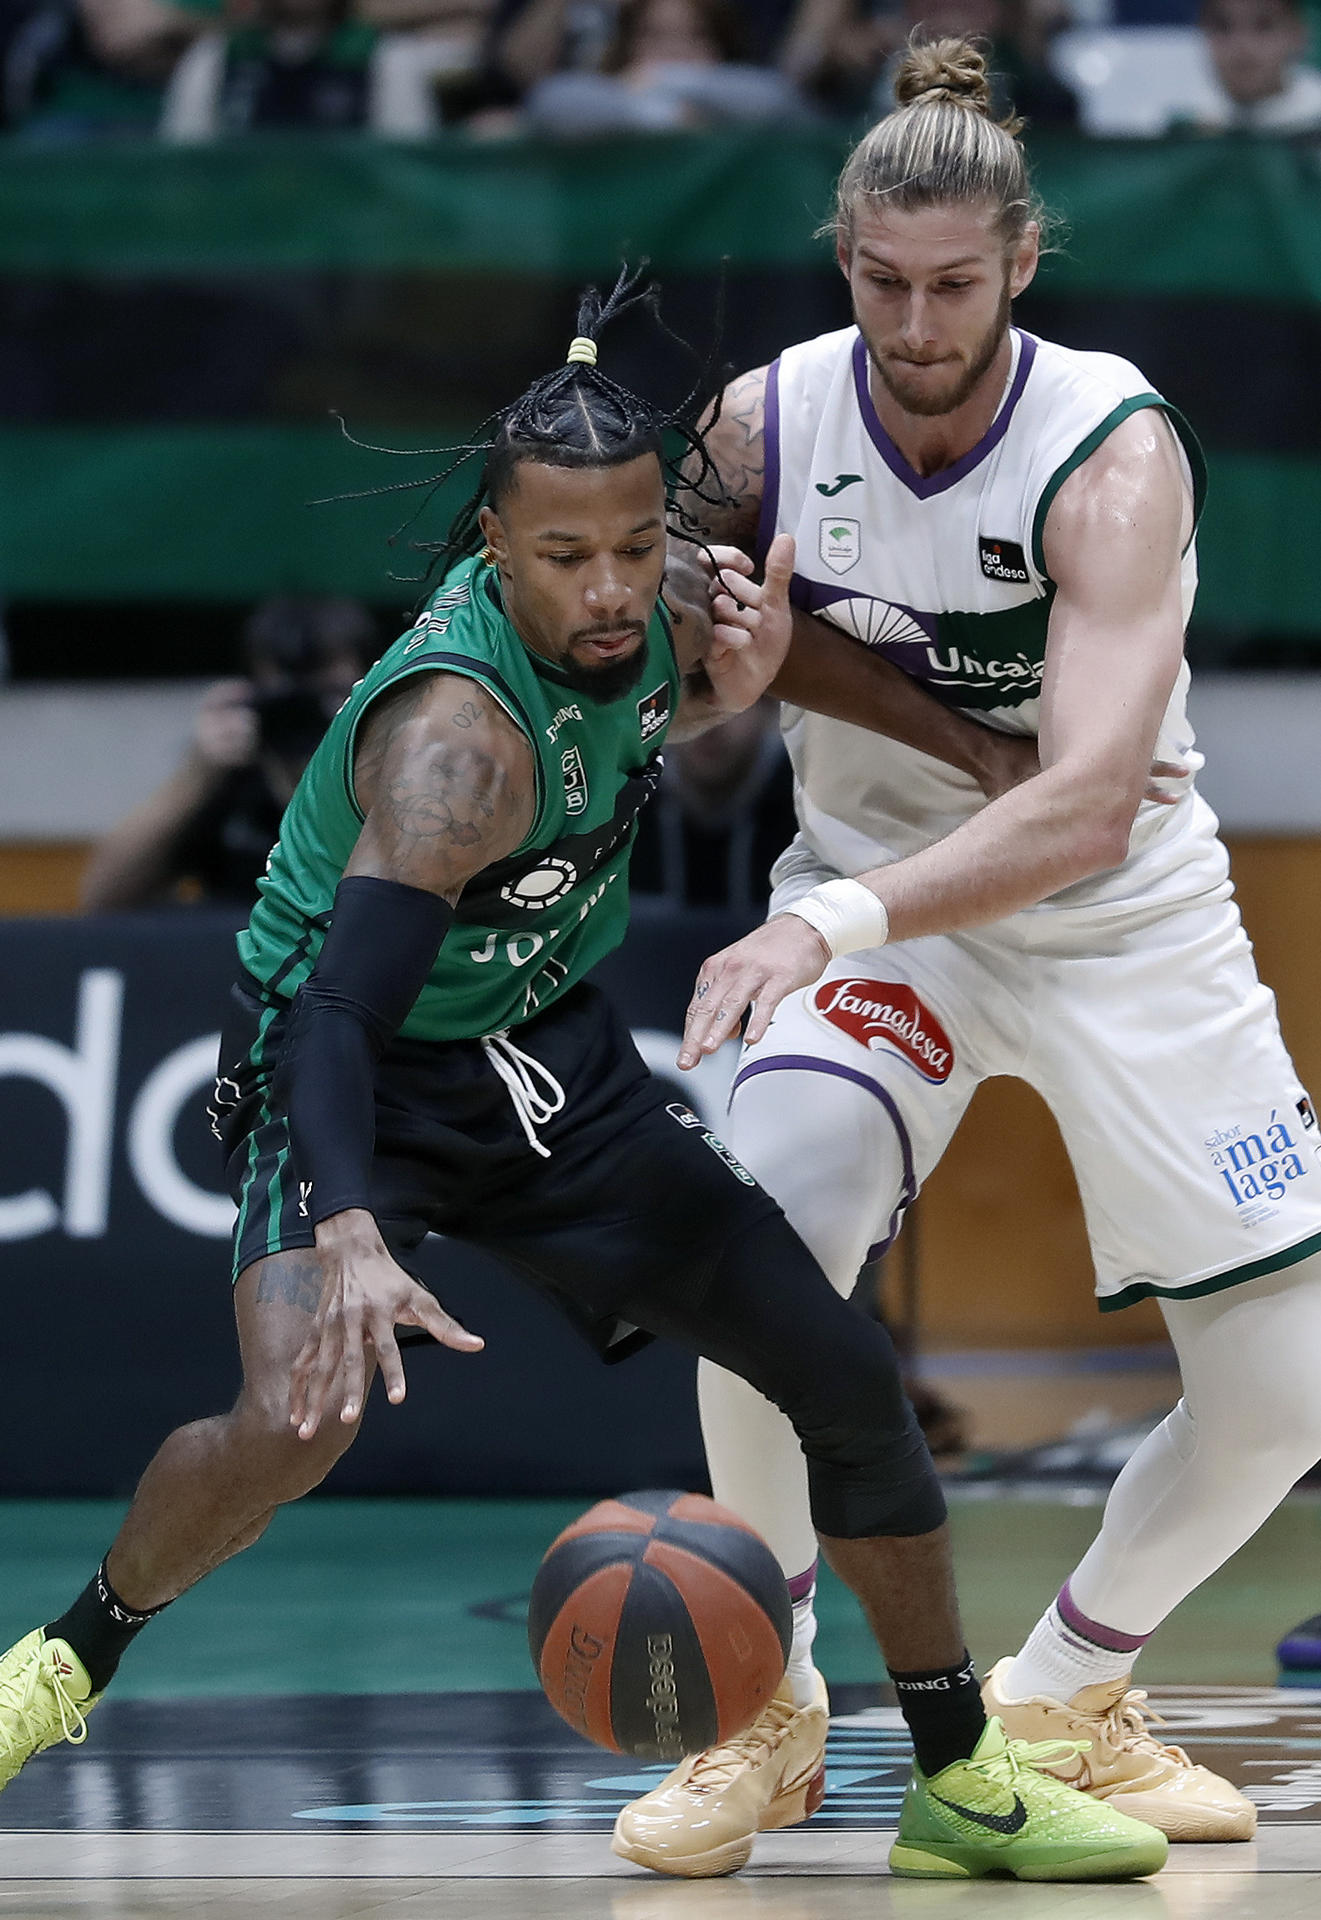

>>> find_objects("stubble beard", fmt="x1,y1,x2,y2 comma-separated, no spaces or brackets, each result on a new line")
868,280,1013,420
558,635,649,704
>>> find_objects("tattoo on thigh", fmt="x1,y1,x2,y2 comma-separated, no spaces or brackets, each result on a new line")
256,1256,323,1315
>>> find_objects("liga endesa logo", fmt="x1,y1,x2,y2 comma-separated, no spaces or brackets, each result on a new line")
809,979,954,1083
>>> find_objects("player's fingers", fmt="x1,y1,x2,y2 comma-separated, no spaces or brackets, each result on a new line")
711,621,756,652
708,622,751,654
762,532,796,601
715,568,761,608
338,1312,367,1425
679,966,750,1067
297,1323,344,1440
711,592,754,629
287,1334,318,1428
367,1317,406,1408
404,1291,485,1353
707,545,754,578
744,976,788,1047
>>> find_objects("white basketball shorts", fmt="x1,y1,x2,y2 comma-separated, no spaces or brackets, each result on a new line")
728,836,1321,1311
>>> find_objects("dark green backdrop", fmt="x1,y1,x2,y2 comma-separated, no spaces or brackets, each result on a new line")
1,130,1317,642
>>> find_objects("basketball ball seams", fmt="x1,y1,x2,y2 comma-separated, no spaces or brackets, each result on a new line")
534,1562,631,1750
526,1531,653,1663
668,1493,761,1532
528,1489,790,1759
651,1525,793,1660
642,1541,789,1735
615,1489,689,1522
609,1561,717,1760
553,1500,656,1547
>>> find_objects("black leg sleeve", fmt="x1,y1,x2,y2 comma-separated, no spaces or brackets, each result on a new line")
622,1210,947,1541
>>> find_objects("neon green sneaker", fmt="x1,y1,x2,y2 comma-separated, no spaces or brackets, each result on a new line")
889,1716,1169,1881
0,1630,100,1792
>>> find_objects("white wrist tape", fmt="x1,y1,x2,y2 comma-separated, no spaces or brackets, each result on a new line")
783,878,890,957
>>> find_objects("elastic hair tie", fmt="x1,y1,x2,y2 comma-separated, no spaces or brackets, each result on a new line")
565,336,598,366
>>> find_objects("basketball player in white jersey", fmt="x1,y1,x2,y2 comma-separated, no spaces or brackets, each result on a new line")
612,34,1321,1878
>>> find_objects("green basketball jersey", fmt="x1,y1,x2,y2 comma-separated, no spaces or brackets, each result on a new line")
238,556,680,1040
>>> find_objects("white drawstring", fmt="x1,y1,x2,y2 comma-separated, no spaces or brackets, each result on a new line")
481,1031,566,1159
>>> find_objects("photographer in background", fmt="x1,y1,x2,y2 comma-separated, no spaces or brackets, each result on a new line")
80,597,377,913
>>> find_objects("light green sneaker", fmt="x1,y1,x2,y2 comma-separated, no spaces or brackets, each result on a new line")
889,1716,1169,1881
0,1630,101,1792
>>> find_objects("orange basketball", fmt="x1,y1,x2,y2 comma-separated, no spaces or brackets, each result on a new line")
527,1488,792,1760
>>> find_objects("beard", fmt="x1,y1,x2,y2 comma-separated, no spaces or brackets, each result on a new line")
868,280,1012,419
558,633,649,704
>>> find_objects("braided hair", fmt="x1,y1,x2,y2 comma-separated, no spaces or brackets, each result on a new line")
327,266,728,586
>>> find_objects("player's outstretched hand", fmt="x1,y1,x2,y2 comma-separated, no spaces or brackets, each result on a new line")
678,914,830,1069
290,1211,483,1440
701,533,796,715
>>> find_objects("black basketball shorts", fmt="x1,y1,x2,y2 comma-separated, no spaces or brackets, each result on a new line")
213,974,781,1359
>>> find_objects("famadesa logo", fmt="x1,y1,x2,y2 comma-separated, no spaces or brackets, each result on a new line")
809,979,954,1083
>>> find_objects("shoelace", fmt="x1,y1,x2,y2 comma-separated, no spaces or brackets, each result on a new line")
0,1648,91,1759
480,1031,567,1159
972,1735,1092,1789
1102,1688,1194,1768
681,1696,802,1793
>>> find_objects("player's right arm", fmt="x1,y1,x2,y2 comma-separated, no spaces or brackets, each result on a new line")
283,670,537,1440
679,368,1037,800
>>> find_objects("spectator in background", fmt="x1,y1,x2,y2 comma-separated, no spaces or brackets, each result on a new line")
159,0,448,134
491,0,616,93
80,598,377,912
804,0,1080,126
630,699,796,910
6,0,197,135
1176,0,1321,131
520,0,812,133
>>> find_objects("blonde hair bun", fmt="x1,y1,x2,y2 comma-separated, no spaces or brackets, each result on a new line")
894,36,994,115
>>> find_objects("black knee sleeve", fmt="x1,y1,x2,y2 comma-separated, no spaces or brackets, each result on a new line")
642,1207,948,1542
787,1315,947,1540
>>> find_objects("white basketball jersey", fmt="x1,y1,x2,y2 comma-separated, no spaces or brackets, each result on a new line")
764,326,1213,919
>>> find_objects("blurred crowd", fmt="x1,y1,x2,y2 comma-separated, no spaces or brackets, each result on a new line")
2,0,1318,139
77,596,797,916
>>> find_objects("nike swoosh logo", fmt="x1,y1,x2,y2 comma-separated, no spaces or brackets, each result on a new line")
930,1791,1029,1835
815,474,863,497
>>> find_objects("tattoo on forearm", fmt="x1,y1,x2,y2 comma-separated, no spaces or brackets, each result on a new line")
677,367,767,548
256,1254,323,1315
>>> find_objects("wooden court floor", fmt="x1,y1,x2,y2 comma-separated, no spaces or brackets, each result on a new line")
2,1493,1319,1916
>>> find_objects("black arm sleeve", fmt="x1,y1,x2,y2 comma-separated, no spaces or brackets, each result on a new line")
272,875,455,1228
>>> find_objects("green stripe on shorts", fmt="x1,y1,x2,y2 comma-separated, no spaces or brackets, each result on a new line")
231,999,284,1284
1101,1227,1321,1312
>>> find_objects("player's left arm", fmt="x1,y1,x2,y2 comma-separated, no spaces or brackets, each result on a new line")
679,409,1192,1064
664,532,796,741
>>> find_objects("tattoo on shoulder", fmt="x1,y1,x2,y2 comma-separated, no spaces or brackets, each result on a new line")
256,1254,323,1315
385,739,502,851
677,366,767,549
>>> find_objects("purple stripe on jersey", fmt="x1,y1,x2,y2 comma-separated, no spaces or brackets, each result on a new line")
851,329,1038,501
787,1562,818,1604
731,1052,918,1265
755,357,782,567
1057,1580,1151,1656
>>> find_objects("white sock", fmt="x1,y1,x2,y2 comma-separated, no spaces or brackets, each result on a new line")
1005,1592,1143,1703
786,1589,820,1709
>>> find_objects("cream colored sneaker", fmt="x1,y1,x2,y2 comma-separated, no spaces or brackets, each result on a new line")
983,1657,1255,1841
611,1670,829,1877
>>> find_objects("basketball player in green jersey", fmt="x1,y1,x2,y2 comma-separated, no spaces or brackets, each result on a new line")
0,273,1167,1883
